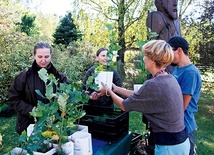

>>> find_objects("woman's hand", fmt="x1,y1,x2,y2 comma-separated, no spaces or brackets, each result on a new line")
112,83,117,92
89,92,100,100
97,82,110,97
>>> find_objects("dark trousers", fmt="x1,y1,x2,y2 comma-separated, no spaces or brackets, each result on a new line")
188,130,196,155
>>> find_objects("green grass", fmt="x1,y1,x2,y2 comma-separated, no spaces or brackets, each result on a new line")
0,115,19,154
194,82,214,155
0,83,214,154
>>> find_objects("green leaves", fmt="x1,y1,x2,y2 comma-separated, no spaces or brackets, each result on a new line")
37,68,58,100
94,63,109,72
38,68,49,83
27,68,89,152
58,93,68,115
86,74,99,91
15,13,38,36
19,131,28,144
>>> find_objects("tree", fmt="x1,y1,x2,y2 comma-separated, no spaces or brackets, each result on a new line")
16,12,38,36
180,0,214,72
179,0,197,20
79,0,153,76
53,12,82,47
195,0,214,70
0,0,35,105
34,13,59,41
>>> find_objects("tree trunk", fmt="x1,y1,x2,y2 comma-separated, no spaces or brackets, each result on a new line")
117,0,126,77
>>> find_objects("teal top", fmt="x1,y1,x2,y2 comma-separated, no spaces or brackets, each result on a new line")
172,64,202,133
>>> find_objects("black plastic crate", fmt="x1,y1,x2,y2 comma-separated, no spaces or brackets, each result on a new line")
80,104,129,143
130,133,143,154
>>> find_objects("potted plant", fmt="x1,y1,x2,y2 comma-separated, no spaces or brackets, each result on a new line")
85,24,121,93
11,68,90,155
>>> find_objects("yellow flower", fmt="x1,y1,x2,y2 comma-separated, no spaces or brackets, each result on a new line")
42,130,58,140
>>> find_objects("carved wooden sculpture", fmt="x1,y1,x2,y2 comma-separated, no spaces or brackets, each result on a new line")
147,0,181,41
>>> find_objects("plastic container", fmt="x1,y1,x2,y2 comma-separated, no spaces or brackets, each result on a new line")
79,104,129,143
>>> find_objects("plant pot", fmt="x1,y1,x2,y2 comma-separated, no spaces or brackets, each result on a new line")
33,147,57,155
76,124,88,132
61,141,74,155
9,147,28,155
67,124,88,137
69,131,93,155
95,71,113,90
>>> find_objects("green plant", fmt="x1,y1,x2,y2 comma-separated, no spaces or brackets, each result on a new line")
15,68,89,154
85,24,122,91
0,79,214,155
0,104,9,112
135,53,149,84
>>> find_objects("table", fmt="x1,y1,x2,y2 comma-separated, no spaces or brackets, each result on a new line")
92,132,132,155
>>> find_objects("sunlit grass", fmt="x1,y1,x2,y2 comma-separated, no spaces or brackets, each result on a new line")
195,82,214,155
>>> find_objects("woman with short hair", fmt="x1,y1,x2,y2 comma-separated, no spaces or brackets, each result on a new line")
99,40,190,155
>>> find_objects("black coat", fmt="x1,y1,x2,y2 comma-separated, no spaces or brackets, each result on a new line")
7,61,68,134
82,66,122,107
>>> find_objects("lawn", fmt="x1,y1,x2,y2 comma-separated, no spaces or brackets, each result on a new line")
194,82,214,155
0,82,213,154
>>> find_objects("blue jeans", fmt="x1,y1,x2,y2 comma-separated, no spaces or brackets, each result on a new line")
188,130,196,155
155,138,190,155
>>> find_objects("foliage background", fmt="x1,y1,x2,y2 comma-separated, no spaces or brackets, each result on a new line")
0,0,213,154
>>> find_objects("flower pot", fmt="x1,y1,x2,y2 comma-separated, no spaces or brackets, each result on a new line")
61,141,74,155
33,147,57,155
69,131,93,155
76,124,88,132
9,147,28,155
95,71,113,90
67,124,88,137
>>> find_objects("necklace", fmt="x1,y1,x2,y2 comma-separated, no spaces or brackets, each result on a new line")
154,70,166,77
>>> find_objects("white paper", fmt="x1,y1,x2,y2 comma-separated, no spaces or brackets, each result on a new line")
95,71,113,90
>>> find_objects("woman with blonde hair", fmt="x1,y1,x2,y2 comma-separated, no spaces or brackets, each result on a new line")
99,40,190,155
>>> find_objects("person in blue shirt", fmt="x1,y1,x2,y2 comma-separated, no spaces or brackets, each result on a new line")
167,36,202,155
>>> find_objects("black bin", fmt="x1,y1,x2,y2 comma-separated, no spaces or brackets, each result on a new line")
80,104,129,144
